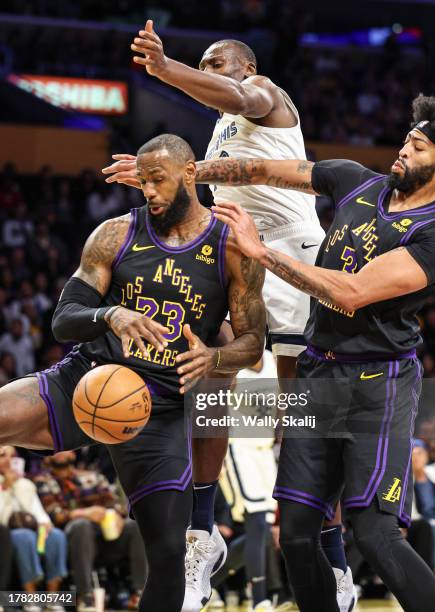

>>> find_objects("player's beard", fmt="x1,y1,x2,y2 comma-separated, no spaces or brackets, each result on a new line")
388,163,435,194
148,180,191,236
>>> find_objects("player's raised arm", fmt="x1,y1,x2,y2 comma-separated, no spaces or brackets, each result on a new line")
51,215,169,356
213,202,429,311
131,21,275,118
195,158,317,195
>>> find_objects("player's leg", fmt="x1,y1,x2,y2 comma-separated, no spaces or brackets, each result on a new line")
349,502,435,611
343,356,435,610
0,377,54,449
275,342,351,603
191,319,236,533
131,488,193,612
279,500,339,612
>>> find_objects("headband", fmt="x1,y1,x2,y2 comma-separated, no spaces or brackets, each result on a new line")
413,120,435,144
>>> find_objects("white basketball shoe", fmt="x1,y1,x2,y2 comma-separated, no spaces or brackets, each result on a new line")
182,525,227,612
333,566,358,612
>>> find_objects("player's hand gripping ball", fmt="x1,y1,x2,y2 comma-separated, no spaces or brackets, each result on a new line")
73,365,152,444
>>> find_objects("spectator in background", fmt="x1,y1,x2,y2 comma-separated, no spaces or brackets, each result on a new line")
86,180,123,224
34,452,146,612
0,318,35,377
0,352,17,386
2,203,32,249
0,446,68,609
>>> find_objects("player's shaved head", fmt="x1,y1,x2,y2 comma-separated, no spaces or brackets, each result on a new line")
213,39,257,68
137,134,195,166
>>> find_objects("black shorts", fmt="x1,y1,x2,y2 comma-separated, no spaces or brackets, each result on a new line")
274,350,423,527
32,349,192,511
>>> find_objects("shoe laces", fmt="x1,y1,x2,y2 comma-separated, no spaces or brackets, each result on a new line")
185,537,215,587
336,573,346,594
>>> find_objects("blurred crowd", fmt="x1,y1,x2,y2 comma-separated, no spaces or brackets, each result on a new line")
1,2,434,147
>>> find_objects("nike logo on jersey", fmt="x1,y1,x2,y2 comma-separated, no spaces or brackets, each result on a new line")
301,242,318,249
356,197,375,207
132,244,155,252
360,371,384,380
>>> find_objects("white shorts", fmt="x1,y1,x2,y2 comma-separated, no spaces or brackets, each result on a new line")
220,440,277,523
260,222,325,358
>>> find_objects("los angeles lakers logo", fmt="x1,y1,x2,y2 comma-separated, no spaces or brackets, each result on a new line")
382,478,402,503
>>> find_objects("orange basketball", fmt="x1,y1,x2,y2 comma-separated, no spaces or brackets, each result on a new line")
72,364,152,444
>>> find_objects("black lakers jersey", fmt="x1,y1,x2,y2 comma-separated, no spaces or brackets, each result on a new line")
80,206,230,394
306,159,435,356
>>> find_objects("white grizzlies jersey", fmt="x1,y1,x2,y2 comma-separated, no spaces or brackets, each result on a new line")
205,91,320,232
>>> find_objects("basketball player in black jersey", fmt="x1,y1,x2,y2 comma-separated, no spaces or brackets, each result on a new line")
200,94,435,611
0,134,266,612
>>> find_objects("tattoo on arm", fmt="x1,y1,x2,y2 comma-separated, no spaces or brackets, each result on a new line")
195,159,266,186
221,254,266,371
76,215,130,294
264,249,334,303
265,161,314,191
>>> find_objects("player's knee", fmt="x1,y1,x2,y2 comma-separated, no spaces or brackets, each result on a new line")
147,531,185,570
279,531,318,565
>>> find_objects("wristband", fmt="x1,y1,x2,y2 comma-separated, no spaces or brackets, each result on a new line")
104,305,122,325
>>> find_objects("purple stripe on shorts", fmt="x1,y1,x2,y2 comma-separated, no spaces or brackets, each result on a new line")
218,224,230,288
306,344,416,364
336,175,385,209
400,218,435,246
37,373,63,453
343,361,399,507
399,511,411,528
112,208,138,269
128,465,192,506
273,488,335,520
273,486,335,516
146,211,217,253
399,359,423,518
128,422,193,505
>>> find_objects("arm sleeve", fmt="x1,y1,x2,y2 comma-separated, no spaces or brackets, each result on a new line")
51,277,112,343
311,159,380,204
406,227,435,285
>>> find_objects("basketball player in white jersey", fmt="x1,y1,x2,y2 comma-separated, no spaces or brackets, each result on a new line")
103,20,356,612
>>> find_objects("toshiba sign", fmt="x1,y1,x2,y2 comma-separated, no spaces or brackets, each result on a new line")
8,74,128,115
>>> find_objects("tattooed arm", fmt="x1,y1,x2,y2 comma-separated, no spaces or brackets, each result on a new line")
52,215,168,355
213,202,428,312
195,158,317,195
175,239,266,392
102,156,316,195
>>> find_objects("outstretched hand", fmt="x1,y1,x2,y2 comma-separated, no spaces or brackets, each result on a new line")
212,202,265,261
102,154,140,189
175,324,216,394
131,20,168,77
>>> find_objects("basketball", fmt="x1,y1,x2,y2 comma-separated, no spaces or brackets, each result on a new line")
72,365,152,444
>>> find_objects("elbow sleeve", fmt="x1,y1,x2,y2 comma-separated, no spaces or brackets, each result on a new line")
52,277,111,343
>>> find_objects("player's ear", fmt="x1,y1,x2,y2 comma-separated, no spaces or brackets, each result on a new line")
245,61,256,78
185,160,196,185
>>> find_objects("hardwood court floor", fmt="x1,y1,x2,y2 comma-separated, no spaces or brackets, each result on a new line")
221,602,403,611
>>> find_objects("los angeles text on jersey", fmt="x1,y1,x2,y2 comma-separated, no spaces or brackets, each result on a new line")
320,218,379,318
119,257,207,366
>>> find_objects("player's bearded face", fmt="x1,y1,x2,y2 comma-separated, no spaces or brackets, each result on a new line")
148,179,190,236
388,161,435,194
